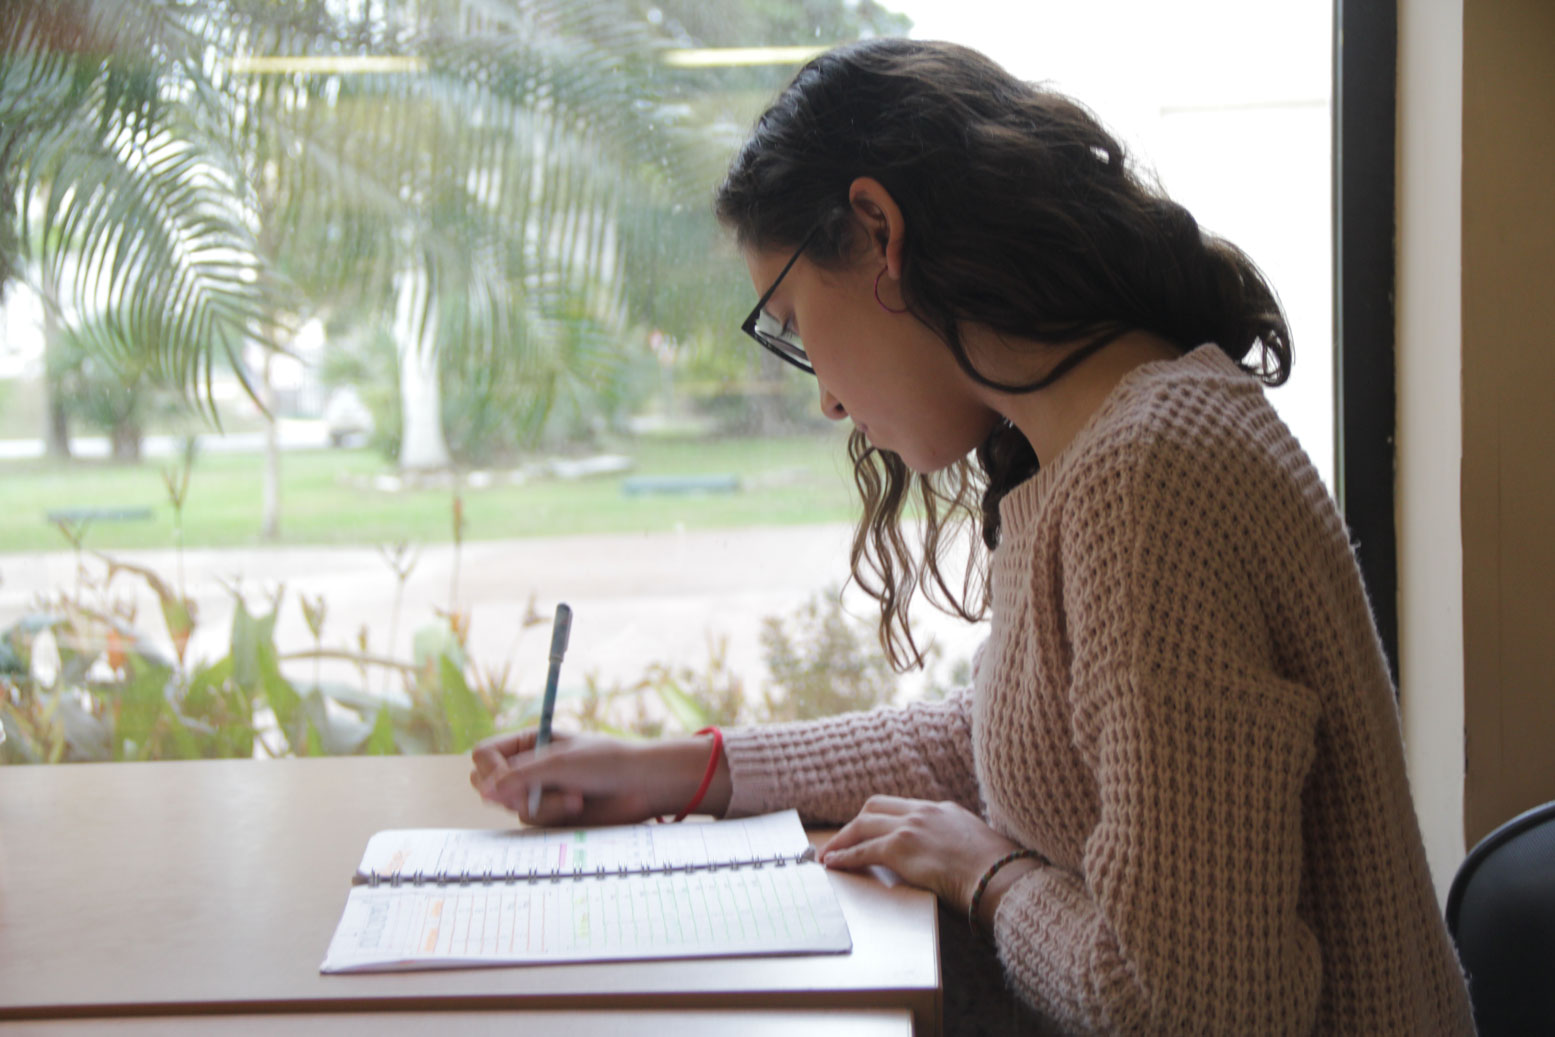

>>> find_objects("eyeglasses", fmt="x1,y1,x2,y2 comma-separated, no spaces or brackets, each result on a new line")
740,225,821,374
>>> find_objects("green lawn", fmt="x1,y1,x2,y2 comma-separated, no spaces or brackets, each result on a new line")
1,432,862,554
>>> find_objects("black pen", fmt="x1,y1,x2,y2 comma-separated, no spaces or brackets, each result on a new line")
529,603,572,819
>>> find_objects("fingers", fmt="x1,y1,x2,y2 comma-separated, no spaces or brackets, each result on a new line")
473,728,536,758
470,732,533,804
479,766,528,811
820,795,933,857
471,729,534,779
487,743,577,796
821,813,901,860
483,768,656,829
482,743,604,819
526,786,586,827
475,766,580,822
481,750,658,828
469,732,659,828
855,794,920,815
471,727,576,780
819,799,1028,913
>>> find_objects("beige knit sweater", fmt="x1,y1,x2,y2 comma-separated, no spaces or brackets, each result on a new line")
722,345,1474,1034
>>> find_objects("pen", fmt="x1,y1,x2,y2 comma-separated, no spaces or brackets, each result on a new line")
529,602,572,820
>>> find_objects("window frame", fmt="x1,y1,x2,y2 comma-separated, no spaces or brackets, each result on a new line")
1333,0,1399,682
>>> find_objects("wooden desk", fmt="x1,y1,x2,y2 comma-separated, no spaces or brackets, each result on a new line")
0,757,940,1034
0,1008,915,1036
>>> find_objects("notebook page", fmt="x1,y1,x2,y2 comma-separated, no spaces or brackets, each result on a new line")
321,860,851,972
355,809,810,884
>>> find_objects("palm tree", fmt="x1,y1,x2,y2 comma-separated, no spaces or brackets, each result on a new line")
220,0,720,470
1,0,283,452
3,1,707,469
2,0,910,485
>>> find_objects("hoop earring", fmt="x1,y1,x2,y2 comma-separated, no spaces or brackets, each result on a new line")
874,268,908,314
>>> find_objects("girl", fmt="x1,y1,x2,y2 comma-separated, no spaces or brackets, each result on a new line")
472,39,1474,1035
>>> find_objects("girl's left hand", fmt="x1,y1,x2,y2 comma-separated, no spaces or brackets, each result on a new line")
818,795,1023,913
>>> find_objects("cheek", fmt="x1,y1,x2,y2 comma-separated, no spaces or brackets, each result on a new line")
921,407,1000,472
802,301,880,383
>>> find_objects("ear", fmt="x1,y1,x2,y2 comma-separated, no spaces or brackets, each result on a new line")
847,177,907,280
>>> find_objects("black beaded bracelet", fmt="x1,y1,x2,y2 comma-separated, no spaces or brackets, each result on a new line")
968,849,1044,935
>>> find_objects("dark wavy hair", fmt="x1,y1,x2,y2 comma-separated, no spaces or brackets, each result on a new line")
715,38,1291,671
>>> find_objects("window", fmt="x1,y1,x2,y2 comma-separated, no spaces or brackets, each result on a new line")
0,1,1333,762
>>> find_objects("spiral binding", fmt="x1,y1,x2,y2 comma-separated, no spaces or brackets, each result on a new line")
365,849,813,887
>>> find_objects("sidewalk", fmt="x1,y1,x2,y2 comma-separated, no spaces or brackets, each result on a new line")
0,523,988,715
0,420,330,461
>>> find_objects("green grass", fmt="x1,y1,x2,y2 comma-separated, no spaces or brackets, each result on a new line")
0,432,861,554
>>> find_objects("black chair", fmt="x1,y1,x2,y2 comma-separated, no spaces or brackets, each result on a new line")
1446,800,1555,1035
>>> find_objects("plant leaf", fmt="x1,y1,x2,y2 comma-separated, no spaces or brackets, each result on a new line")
437,653,492,753
228,598,276,690
51,689,114,762
257,640,303,753
653,675,712,734
361,704,397,756
297,688,370,756
117,654,173,760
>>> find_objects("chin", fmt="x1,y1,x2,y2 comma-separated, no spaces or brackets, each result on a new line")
899,449,962,477
869,426,982,476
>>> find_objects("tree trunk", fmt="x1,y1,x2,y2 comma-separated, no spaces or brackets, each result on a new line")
39,269,71,459
394,266,450,471
109,417,141,462
260,350,281,540
44,387,71,459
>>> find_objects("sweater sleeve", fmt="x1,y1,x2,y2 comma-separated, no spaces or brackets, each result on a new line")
992,424,1326,1034
719,686,982,825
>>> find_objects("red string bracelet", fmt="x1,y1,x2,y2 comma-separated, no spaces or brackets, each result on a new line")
659,726,723,823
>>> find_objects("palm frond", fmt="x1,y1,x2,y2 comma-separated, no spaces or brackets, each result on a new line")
1,0,812,429
3,0,284,408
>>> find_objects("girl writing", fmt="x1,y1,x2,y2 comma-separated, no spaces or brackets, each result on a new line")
471,38,1473,1035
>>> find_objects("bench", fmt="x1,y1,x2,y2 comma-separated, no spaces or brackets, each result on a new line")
620,474,740,496
45,507,154,525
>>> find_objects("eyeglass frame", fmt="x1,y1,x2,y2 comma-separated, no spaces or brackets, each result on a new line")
739,224,823,374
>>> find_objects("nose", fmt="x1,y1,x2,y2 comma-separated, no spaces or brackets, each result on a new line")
819,383,847,421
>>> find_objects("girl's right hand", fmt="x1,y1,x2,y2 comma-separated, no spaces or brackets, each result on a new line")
469,729,729,828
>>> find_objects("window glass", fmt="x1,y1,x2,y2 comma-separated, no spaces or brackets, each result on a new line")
894,0,1333,484
0,1,1330,762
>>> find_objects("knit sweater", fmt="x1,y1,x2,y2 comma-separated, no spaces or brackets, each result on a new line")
722,345,1475,1035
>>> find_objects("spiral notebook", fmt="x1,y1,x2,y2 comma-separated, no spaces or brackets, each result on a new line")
320,809,852,973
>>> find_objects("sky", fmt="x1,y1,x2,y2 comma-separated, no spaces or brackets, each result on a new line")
881,0,1338,485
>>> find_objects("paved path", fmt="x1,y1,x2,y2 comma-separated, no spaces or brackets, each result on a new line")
0,419,331,460
0,524,988,722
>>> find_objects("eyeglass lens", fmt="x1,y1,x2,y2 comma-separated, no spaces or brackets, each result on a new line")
751,310,807,362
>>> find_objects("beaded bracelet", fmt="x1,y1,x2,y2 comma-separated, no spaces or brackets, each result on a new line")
968,848,1044,935
658,726,723,823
